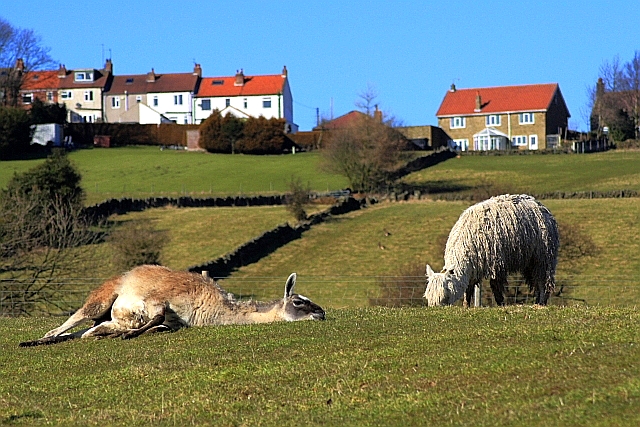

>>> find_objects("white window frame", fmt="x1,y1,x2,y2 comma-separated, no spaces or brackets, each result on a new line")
136,95,142,103
111,96,120,109
84,90,93,101
174,94,183,105
452,139,469,151
512,135,527,147
519,112,535,124
225,98,231,107
153,96,158,107
529,134,538,150
263,97,272,108
201,99,211,110
22,93,33,104
450,116,466,129
243,98,248,109
74,71,94,82
485,115,501,126
46,91,53,102
61,90,73,100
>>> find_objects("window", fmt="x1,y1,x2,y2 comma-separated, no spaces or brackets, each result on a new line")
111,96,120,108
263,97,272,108
136,95,142,103
512,135,527,147
450,116,465,129
451,139,469,151
74,71,93,82
212,80,224,86
486,115,501,126
519,112,534,124
153,96,158,107
46,91,53,102
61,91,73,99
174,94,183,105
22,93,33,104
243,98,248,109
225,98,230,107
84,90,93,101
201,99,211,110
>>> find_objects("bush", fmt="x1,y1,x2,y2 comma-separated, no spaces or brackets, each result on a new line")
236,116,288,154
369,263,427,307
285,176,310,221
0,106,32,159
108,221,169,271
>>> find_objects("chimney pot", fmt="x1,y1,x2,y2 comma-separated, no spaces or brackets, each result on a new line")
475,91,482,112
235,69,245,86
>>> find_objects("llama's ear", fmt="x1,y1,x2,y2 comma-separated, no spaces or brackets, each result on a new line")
426,264,434,278
284,273,297,298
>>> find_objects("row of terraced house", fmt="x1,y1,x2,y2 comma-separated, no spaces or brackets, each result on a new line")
15,58,572,151
16,59,297,132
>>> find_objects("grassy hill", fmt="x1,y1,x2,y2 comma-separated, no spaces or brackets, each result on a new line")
3,306,639,426
0,147,349,205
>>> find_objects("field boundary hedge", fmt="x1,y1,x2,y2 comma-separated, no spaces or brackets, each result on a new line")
187,196,374,277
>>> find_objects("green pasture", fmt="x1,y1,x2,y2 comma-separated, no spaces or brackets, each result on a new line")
94,198,639,309
0,147,349,205
3,306,639,426
401,150,640,195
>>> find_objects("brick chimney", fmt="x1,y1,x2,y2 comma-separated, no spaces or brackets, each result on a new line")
146,68,156,83
281,65,288,78
57,64,67,78
104,58,113,74
193,63,202,77
373,104,383,122
15,58,25,73
474,91,482,112
234,69,245,86
450,83,456,92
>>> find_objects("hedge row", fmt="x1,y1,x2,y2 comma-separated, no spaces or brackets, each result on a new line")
83,195,287,222
187,196,373,277
428,189,638,202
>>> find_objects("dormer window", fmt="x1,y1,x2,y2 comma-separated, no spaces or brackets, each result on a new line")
74,71,94,82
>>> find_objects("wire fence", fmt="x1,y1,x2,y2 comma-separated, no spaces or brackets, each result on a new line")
2,275,639,316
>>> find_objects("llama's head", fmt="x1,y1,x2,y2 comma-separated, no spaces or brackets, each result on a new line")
281,273,326,321
423,264,458,306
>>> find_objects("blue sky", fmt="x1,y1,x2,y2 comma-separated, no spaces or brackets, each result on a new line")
3,0,639,131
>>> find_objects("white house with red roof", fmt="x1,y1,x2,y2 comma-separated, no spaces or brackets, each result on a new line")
436,83,570,151
194,67,296,132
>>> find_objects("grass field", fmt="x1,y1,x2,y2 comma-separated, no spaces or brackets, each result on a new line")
3,306,639,426
401,150,640,195
0,147,349,205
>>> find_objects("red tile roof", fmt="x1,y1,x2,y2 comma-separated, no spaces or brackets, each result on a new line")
312,110,367,130
436,83,563,117
196,74,285,97
21,71,60,91
58,69,111,90
107,72,199,94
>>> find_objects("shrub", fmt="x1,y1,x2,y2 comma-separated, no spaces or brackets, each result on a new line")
0,106,32,159
285,176,310,221
108,221,169,271
369,263,427,307
236,116,288,154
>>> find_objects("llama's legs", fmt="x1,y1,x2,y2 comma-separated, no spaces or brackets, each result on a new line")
490,278,505,306
464,283,475,307
121,312,167,340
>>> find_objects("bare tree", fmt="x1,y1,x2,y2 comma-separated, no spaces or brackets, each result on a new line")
355,83,379,116
322,112,408,192
0,194,103,316
620,51,640,139
0,18,55,107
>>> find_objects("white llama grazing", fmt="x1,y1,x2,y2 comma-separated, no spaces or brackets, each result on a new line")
20,265,325,347
424,194,559,307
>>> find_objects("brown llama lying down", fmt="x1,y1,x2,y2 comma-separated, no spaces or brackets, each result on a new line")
20,265,325,347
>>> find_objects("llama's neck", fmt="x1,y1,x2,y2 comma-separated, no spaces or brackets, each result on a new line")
190,288,284,326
